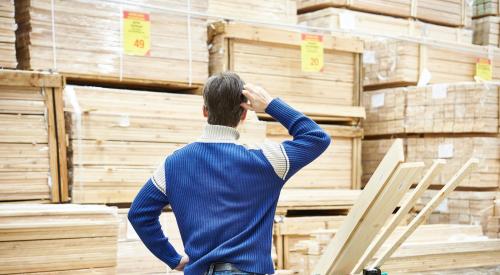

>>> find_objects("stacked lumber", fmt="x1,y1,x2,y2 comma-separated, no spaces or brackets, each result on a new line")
474,0,500,18
208,21,365,122
208,0,297,24
473,16,500,46
0,204,119,274
276,189,361,215
0,70,66,203
15,0,208,89
65,85,266,203
363,82,499,135
0,1,16,68
299,8,473,44
362,137,500,189
297,0,472,27
363,40,500,90
267,122,362,189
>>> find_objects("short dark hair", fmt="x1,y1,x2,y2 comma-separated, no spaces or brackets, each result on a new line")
202,72,246,127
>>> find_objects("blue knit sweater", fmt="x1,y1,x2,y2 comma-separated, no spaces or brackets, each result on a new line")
128,98,331,274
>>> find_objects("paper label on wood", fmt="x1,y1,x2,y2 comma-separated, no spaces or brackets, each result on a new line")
301,34,324,72
432,84,448,99
339,11,356,30
123,11,151,56
363,51,376,64
436,198,449,212
371,93,385,108
438,143,454,159
417,68,432,87
475,58,492,81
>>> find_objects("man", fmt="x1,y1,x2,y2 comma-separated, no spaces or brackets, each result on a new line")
128,72,331,274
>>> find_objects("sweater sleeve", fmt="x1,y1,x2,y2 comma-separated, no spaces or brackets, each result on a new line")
128,174,182,269
264,98,331,181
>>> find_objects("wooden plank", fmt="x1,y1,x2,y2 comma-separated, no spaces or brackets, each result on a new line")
207,0,297,24
371,158,479,269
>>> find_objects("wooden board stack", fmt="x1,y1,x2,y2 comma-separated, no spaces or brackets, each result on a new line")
208,21,365,123
0,1,16,68
0,70,67,203
208,0,297,24
64,85,266,203
299,7,473,44
474,0,500,18
0,204,119,274
473,16,500,46
15,0,208,89
486,199,500,238
297,0,472,28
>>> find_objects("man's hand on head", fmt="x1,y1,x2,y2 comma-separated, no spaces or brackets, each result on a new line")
241,84,274,113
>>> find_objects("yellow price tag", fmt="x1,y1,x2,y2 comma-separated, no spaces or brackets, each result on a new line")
123,11,151,56
301,34,324,72
475,58,492,81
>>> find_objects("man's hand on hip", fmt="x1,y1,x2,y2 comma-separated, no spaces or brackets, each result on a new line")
175,255,189,271
241,84,274,113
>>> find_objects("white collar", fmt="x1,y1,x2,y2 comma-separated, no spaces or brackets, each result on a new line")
198,124,240,143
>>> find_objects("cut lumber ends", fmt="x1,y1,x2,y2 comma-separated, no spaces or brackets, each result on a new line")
362,136,500,189
473,0,500,18
299,7,473,44
207,20,365,122
208,0,297,24
473,16,500,46
64,85,266,203
363,82,500,135
297,0,472,28
267,122,363,189
0,204,119,274
372,158,479,269
363,40,500,90
0,70,66,203
0,0,16,68
14,0,208,89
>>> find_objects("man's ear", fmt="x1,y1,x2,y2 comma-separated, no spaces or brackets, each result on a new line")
240,109,247,121
202,105,208,118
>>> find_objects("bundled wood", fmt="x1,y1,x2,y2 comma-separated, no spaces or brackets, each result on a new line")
363,82,499,136
297,0,472,27
362,137,500,189
267,122,362,189
299,8,473,44
65,85,266,203
0,1,16,68
208,21,365,122
15,0,208,89
276,189,361,215
208,0,297,24
474,0,500,18
473,16,500,46
363,39,500,90
488,199,500,238
0,70,66,202
0,204,119,274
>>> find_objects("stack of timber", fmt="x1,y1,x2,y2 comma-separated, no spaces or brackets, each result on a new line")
299,7,473,44
208,0,297,24
363,40,500,90
297,0,472,28
486,199,500,238
415,190,497,231
64,85,266,204
267,122,362,189
208,21,366,123
15,0,208,89
474,0,500,18
0,1,16,68
0,204,119,274
0,70,66,203
473,16,500,46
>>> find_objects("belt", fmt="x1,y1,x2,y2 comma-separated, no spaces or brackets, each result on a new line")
205,263,242,274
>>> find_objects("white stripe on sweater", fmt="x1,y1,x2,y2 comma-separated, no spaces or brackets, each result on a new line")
259,141,289,180
151,158,167,194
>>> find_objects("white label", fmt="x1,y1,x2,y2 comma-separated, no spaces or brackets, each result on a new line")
126,220,140,240
371,93,385,108
438,143,454,159
417,68,432,87
363,50,376,64
432,84,448,99
436,198,449,212
339,12,356,30
118,114,130,127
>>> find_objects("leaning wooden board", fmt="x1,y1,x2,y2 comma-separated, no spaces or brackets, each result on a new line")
208,21,365,123
363,39,500,90
299,7,473,44
65,85,266,204
297,0,472,27
362,137,500,189
363,82,499,135
15,0,208,89
267,122,362,189
0,70,67,203
0,1,16,68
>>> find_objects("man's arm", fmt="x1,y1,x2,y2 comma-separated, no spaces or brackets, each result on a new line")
242,84,331,181
128,159,188,270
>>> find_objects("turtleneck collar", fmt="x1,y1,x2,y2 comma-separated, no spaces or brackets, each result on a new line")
198,124,240,143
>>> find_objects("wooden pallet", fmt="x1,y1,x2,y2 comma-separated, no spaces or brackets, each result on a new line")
0,70,67,203
299,7,473,44
208,21,365,123
208,0,297,24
